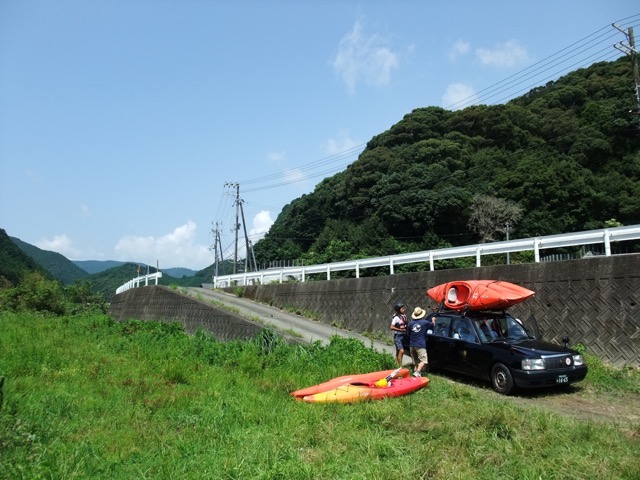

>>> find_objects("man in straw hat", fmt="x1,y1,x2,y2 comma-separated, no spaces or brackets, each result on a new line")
408,306,431,377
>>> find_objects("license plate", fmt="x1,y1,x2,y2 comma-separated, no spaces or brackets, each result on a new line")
556,374,569,384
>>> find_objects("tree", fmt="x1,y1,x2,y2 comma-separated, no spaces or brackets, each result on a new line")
467,195,524,243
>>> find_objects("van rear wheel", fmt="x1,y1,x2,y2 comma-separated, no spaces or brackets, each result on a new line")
491,363,515,395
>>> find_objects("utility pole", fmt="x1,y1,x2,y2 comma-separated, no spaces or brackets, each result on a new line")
239,199,253,272
217,227,225,275
225,182,240,274
249,240,258,273
613,23,640,126
210,222,222,278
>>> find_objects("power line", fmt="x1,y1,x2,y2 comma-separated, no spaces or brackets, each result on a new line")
232,15,640,197
238,144,366,186
446,16,639,110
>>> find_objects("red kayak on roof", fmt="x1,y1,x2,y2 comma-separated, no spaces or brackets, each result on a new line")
427,280,535,311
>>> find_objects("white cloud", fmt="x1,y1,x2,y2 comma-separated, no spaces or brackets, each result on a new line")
283,167,309,187
331,18,399,92
251,210,274,239
448,39,470,61
80,205,91,217
442,83,479,110
36,234,80,258
267,151,286,164
476,40,530,67
325,132,359,156
114,221,213,270
220,211,273,263
35,234,106,261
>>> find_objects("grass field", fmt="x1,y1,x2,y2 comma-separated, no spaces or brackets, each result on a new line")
1,312,639,479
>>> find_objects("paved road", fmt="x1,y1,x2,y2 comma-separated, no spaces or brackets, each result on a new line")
188,287,396,358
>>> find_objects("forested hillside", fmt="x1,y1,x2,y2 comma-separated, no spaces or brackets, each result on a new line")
0,229,52,286
254,57,640,267
11,236,89,285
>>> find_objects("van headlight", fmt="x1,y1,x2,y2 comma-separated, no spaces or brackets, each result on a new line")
522,358,545,370
572,354,584,366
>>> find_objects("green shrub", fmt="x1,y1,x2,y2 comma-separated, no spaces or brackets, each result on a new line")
0,273,107,316
0,272,65,314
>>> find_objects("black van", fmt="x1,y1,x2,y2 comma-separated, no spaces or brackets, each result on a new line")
414,309,588,395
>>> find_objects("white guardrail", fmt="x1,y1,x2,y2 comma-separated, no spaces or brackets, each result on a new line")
212,225,640,288
115,272,163,295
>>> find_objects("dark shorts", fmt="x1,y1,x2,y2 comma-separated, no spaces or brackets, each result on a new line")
394,335,405,350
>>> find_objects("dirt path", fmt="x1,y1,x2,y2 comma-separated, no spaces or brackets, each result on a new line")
506,387,640,426
189,287,640,426
188,287,396,356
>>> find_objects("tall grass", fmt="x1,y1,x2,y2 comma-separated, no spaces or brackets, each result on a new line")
1,312,639,479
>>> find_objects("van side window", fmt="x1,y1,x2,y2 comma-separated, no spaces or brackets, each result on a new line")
433,316,451,337
452,318,478,343
476,318,497,342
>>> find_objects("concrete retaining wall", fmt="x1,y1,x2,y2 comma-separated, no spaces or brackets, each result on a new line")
235,254,640,366
109,286,264,341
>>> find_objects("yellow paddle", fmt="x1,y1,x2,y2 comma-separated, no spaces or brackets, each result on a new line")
374,367,402,387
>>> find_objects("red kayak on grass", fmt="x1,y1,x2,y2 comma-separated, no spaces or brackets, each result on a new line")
427,280,535,311
299,375,429,404
291,368,410,399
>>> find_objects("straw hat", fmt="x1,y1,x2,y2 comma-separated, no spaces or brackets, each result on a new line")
411,307,426,319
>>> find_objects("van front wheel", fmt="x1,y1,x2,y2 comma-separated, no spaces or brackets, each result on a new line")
491,363,514,395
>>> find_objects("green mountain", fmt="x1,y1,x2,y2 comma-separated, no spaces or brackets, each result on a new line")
72,260,126,274
0,229,52,286
162,267,196,278
72,261,194,278
10,236,89,285
254,57,640,267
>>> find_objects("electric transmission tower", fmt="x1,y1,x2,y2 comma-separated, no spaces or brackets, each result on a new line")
223,182,255,274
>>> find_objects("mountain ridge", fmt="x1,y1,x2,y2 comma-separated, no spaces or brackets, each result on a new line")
3,231,209,301
71,260,196,277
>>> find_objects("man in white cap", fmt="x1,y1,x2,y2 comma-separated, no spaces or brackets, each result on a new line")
408,306,430,377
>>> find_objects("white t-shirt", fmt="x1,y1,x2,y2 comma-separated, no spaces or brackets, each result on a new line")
391,314,407,335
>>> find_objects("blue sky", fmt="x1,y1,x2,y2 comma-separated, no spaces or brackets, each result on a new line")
1,1,638,270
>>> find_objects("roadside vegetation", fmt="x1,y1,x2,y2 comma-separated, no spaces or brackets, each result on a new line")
0,272,107,316
1,307,639,479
